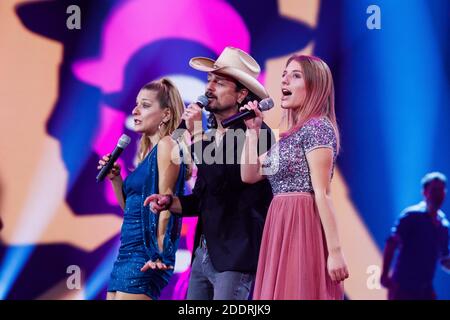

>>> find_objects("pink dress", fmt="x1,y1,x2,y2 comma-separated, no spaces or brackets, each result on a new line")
253,117,344,300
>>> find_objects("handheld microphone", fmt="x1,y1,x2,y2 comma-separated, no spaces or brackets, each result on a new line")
221,98,274,128
96,134,131,182
172,95,209,139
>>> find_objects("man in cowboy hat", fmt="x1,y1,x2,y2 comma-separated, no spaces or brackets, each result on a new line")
145,46,274,300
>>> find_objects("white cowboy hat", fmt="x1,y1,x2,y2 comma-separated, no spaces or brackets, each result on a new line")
189,46,268,99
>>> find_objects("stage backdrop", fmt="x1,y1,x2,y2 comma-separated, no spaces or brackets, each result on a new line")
1,0,449,300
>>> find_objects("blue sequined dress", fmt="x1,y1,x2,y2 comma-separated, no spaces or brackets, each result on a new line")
107,144,185,299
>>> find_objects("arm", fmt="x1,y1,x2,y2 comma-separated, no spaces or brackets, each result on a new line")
440,256,450,273
381,235,400,286
241,129,268,184
144,101,206,217
155,136,181,253
440,227,450,272
307,147,349,282
98,153,125,210
144,166,202,218
182,102,204,144
165,101,202,214
140,137,195,272
110,176,125,210
240,101,268,184
144,184,202,217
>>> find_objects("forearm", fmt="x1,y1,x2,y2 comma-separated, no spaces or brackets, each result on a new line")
110,177,125,210
241,129,263,184
157,209,170,252
158,182,175,246
314,193,343,254
382,239,397,276
191,131,203,145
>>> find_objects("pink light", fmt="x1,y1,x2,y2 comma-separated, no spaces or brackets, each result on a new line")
72,0,250,93
92,104,127,156
93,104,129,206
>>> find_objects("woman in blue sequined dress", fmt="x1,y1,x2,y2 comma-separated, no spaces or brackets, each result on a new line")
98,78,189,300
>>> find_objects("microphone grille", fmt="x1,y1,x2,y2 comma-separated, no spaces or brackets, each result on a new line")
196,95,209,108
259,98,274,111
117,134,131,148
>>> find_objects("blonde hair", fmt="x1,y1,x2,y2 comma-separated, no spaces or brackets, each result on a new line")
281,55,340,153
135,78,192,179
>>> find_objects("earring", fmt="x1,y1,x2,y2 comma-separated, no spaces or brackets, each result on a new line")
158,121,167,136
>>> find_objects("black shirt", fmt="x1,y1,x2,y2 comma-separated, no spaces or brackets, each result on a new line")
391,202,449,289
178,121,274,272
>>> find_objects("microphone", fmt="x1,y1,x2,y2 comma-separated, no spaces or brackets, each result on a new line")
96,134,131,182
221,98,274,128
172,95,209,139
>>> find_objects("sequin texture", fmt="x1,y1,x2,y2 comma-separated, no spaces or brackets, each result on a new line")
107,144,185,299
262,117,337,194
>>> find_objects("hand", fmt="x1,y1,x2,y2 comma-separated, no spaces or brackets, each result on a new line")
327,249,349,283
181,103,203,136
140,259,173,272
144,194,173,213
239,100,263,132
440,256,450,273
97,153,121,180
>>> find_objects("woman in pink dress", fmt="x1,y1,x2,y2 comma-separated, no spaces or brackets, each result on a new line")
240,55,349,299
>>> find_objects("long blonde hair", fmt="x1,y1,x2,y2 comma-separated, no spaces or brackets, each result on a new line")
135,78,192,179
281,55,340,153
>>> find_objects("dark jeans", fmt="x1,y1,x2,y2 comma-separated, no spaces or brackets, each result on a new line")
186,245,255,300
